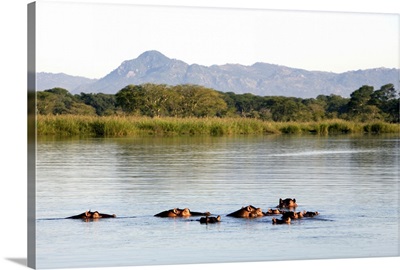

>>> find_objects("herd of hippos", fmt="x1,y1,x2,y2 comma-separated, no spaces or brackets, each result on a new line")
66,198,319,225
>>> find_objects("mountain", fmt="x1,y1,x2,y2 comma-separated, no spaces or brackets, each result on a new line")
37,72,97,92
38,50,399,98
73,50,190,94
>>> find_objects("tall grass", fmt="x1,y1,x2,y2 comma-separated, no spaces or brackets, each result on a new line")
36,115,400,137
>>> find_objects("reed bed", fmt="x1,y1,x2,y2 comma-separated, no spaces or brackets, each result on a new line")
36,115,400,137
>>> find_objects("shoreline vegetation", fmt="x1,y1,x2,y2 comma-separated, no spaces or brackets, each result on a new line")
37,115,400,137
34,83,399,137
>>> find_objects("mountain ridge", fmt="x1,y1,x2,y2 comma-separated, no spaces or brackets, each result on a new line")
37,50,399,98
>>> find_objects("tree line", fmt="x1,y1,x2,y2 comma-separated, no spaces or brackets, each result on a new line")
36,83,399,123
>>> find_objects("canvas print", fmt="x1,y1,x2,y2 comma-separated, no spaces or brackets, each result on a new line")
28,1,399,269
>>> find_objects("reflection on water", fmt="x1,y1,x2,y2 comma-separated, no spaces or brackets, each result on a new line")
36,134,399,269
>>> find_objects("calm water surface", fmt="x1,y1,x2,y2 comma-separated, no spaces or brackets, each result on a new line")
35,135,399,269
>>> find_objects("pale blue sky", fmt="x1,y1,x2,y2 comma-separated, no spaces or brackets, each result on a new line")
36,0,399,79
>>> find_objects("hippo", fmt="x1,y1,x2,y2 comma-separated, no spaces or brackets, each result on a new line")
227,205,264,218
66,210,116,219
155,208,211,218
303,211,319,217
281,211,303,219
154,208,182,217
272,217,291,224
264,208,284,215
177,208,211,217
277,198,298,209
199,215,221,224
91,211,116,218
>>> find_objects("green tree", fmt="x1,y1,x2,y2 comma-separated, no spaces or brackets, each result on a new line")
369,84,399,122
220,92,241,117
270,98,312,122
233,93,263,118
385,98,400,123
141,84,171,117
346,85,381,121
115,85,146,115
78,92,117,116
370,84,397,106
302,98,326,121
116,84,227,118
37,87,95,115
317,94,349,119
174,85,227,117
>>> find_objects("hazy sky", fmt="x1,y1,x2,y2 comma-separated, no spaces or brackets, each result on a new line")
36,0,399,79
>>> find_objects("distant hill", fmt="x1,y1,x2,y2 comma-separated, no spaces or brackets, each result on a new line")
37,50,399,98
37,72,97,93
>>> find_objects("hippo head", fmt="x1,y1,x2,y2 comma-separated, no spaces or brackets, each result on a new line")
247,206,255,212
303,211,319,217
272,216,291,224
180,208,191,217
92,211,101,218
278,198,298,208
200,215,221,224
246,206,264,218
283,217,291,223
253,208,264,217
270,209,281,214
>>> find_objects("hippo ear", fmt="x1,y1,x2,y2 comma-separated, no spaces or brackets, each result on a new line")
246,206,251,212
172,208,178,214
293,198,296,203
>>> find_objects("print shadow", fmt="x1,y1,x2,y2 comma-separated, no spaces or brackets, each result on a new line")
6,257,27,267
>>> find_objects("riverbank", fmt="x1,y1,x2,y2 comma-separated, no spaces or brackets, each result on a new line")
36,115,399,137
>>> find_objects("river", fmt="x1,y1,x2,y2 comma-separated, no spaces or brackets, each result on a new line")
35,134,399,269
